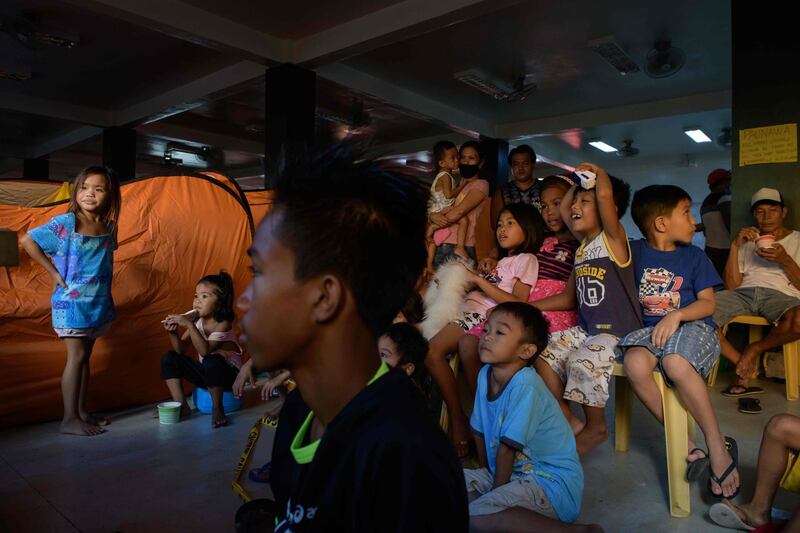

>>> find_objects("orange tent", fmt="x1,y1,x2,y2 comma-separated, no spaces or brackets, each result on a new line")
0,173,257,427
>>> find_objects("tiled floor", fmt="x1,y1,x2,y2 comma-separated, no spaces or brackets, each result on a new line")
2,375,800,532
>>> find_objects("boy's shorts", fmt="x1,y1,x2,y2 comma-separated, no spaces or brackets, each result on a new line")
539,326,620,407
463,467,557,518
618,320,719,387
54,323,110,339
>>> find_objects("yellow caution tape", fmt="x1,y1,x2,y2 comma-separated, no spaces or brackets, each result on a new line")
232,415,279,502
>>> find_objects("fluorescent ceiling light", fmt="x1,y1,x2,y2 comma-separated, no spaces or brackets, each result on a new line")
588,141,618,153
685,129,712,143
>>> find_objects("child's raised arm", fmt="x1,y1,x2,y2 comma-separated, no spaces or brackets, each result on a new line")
19,234,66,289
578,162,629,263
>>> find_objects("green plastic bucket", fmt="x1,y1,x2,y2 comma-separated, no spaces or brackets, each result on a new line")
158,401,182,424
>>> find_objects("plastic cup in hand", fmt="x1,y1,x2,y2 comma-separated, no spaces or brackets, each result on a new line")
756,235,775,249
157,401,182,424
572,170,597,190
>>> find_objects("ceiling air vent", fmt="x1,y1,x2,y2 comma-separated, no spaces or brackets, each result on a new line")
588,36,640,76
454,69,536,102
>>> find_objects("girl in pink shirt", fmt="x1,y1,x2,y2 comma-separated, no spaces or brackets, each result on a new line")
426,203,544,457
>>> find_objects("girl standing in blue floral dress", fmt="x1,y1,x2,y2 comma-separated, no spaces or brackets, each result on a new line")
21,166,121,436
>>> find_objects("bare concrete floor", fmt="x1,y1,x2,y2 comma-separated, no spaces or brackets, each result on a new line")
2,375,800,532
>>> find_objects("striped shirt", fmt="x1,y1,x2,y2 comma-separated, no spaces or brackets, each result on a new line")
538,236,578,282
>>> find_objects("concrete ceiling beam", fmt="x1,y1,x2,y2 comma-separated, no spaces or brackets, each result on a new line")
0,92,112,127
497,90,733,139
294,0,524,66
67,0,290,64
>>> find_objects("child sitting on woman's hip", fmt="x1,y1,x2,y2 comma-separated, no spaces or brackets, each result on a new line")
425,140,468,275
159,271,241,428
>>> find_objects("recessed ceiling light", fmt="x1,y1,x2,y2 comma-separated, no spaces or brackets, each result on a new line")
588,140,618,153
684,128,712,143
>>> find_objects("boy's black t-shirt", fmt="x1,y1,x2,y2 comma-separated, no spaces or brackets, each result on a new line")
271,368,468,532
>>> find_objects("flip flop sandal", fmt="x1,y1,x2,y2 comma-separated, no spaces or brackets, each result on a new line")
686,448,709,482
709,502,755,530
738,398,762,414
709,436,740,499
722,386,765,397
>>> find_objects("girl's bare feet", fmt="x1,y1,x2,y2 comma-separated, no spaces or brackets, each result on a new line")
212,410,230,428
81,412,110,426
60,417,105,436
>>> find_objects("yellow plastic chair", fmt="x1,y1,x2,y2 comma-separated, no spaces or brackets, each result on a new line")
709,315,800,400
613,362,694,517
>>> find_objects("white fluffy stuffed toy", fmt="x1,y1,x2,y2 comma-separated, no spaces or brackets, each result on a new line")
420,260,476,340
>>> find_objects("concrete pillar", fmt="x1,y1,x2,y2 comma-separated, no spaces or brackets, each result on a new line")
731,2,800,230
102,127,137,182
264,64,317,188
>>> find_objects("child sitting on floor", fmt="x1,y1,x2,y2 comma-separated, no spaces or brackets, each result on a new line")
466,302,596,532
159,271,241,428
619,184,739,499
532,163,641,454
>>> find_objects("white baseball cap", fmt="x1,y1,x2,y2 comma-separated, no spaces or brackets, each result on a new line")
751,187,784,209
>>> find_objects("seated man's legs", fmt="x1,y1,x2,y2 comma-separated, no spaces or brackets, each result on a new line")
737,293,800,379
717,414,800,529
563,334,619,454
714,289,760,392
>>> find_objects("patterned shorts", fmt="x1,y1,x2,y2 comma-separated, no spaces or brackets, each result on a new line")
455,311,486,333
539,326,620,408
464,468,556,518
618,320,720,388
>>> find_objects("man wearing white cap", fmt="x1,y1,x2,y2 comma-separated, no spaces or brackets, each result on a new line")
714,187,800,401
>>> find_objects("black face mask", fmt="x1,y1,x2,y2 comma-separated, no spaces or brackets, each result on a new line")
459,163,480,179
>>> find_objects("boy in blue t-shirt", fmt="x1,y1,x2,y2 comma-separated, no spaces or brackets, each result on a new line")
467,302,593,531
619,184,740,500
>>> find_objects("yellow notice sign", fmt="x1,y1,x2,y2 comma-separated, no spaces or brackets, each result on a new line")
740,123,798,166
